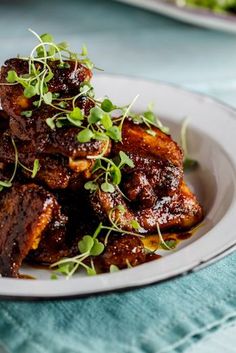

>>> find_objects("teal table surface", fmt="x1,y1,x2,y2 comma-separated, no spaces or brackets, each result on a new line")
0,1,236,353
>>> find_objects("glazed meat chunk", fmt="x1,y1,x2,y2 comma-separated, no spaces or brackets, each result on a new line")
8,97,94,146
0,184,67,277
90,181,203,233
0,58,92,119
112,120,183,209
0,129,110,190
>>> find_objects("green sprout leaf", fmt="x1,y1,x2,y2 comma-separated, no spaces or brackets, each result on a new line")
117,204,126,214
31,159,40,178
106,126,121,142
101,114,113,130
90,239,104,256
94,132,109,141
110,264,120,273
84,181,98,191
101,99,115,112
45,70,54,82
21,110,33,118
24,85,37,98
77,128,94,143
86,267,96,276
160,239,177,250
40,33,54,43
130,220,141,230
43,92,53,105
69,107,84,120
46,117,56,130
51,273,58,280
78,235,94,254
110,166,122,185
101,182,115,193
81,44,88,57
144,110,155,123
57,41,69,50
58,263,74,275
92,159,103,173
57,101,68,109
68,107,84,127
58,62,70,69
183,158,199,171
6,70,18,83
82,58,93,70
88,107,103,124
118,151,134,168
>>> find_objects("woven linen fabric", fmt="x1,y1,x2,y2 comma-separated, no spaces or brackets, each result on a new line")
0,253,236,353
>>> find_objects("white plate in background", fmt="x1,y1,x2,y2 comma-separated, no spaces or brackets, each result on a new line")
116,0,236,33
1,74,236,299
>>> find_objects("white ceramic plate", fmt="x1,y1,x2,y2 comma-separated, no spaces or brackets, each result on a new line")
1,74,236,299
116,0,236,33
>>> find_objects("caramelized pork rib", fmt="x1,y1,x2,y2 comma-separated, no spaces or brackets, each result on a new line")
112,120,183,208
27,210,69,265
90,182,203,233
96,235,146,271
113,120,183,167
27,190,98,264
9,96,94,145
0,184,67,277
0,129,110,190
21,154,89,190
0,58,92,119
137,182,203,232
43,127,110,159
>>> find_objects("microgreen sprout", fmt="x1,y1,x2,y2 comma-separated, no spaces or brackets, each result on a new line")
156,223,177,251
0,138,18,192
180,118,199,171
51,222,104,279
18,158,40,178
84,151,134,194
51,206,144,278
109,264,120,273
2,28,94,114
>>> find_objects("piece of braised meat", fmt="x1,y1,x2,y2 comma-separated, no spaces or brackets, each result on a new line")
89,120,203,232
96,235,146,271
0,184,67,277
8,97,94,147
90,181,203,234
0,129,110,190
27,189,98,264
95,234,160,272
0,58,96,155
112,120,183,209
0,58,92,119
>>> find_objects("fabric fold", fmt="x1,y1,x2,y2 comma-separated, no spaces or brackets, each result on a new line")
0,252,236,353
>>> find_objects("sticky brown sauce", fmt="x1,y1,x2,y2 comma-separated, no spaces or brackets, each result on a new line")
19,263,49,279
19,274,36,280
19,227,201,279
142,229,196,252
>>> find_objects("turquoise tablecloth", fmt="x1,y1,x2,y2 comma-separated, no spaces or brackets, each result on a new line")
0,1,236,352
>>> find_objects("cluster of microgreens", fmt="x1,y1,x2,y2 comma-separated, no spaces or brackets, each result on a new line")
51,206,179,279
0,29,197,278
51,205,144,279
1,29,170,196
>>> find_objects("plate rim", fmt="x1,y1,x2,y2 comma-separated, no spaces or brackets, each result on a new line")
1,74,236,300
115,0,236,33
